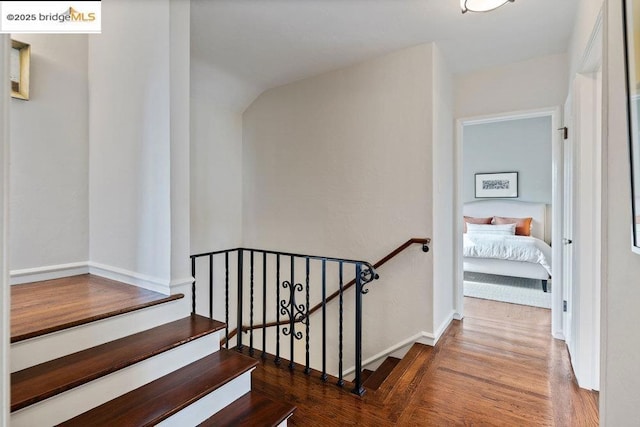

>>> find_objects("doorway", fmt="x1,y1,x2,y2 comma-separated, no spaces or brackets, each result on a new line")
455,108,563,333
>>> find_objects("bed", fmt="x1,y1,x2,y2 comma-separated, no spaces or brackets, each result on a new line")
463,200,552,292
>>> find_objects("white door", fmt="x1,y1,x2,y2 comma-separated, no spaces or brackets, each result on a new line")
562,95,574,347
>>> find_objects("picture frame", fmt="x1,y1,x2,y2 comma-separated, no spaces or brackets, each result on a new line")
475,172,518,198
10,39,30,101
623,0,640,252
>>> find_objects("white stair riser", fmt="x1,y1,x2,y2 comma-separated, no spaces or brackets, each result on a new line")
11,332,220,427
11,298,187,372
156,369,254,427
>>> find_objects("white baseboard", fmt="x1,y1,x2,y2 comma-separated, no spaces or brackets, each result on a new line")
88,262,173,295
10,262,89,285
345,311,456,376
348,331,432,376
433,310,456,344
9,261,193,297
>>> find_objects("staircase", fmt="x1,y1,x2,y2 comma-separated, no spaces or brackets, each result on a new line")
248,342,437,425
9,274,295,426
361,356,401,391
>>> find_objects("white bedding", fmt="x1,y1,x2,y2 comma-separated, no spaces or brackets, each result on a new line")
463,234,552,276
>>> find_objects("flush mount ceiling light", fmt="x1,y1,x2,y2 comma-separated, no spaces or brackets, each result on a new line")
461,0,515,13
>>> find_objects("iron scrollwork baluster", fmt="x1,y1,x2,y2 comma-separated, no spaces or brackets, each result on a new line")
280,282,305,341
280,280,306,369
280,258,307,371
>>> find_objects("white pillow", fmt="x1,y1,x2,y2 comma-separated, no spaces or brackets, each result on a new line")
466,223,516,235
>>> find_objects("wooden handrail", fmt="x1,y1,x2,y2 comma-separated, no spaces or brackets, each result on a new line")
223,237,431,343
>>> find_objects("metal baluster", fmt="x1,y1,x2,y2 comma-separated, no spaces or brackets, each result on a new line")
321,259,327,381
275,254,281,365
352,263,365,396
225,252,229,350
191,256,196,315
262,252,267,360
305,257,310,375
249,250,255,356
237,250,244,350
338,261,344,387
289,255,295,371
209,254,213,319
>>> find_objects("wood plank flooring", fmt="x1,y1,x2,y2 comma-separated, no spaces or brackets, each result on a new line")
251,297,599,426
11,274,182,342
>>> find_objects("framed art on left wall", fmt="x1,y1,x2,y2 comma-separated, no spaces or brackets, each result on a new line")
10,39,30,100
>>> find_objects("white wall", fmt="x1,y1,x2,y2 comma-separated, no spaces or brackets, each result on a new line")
89,0,190,293
190,59,244,318
10,35,88,271
169,0,192,287
601,0,640,423
242,44,436,359
463,117,552,203
1,34,10,427
455,53,569,118
432,44,456,335
190,60,243,254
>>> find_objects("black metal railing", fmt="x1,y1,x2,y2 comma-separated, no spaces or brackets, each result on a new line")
190,247,378,396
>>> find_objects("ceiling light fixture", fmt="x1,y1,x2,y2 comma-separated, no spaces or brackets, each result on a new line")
460,0,514,13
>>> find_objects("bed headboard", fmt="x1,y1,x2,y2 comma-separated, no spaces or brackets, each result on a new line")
463,200,549,243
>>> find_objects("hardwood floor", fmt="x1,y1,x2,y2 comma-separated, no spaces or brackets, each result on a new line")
11,274,182,342
252,297,599,426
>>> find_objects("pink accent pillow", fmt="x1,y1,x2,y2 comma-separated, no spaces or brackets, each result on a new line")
493,216,533,236
463,216,493,233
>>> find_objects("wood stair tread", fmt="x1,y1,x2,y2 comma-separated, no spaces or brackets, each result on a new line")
11,314,225,412
57,349,258,426
236,347,359,393
361,369,374,383
11,274,184,343
198,391,296,427
362,356,401,390
373,343,436,402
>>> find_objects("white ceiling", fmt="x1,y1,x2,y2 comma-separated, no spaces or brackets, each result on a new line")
191,0,578,108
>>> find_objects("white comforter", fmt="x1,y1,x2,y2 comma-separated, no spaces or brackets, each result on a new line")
463,234,552,276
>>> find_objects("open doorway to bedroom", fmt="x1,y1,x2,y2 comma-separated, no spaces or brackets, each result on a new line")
457,110,562,330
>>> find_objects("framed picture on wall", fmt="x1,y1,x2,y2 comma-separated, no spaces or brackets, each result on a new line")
10,39,30,101
475,172,518,198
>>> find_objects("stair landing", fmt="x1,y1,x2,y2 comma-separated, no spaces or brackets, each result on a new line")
11,274,182,342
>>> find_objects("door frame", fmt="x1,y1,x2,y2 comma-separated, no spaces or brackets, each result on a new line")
563,8,602,391
454,106,564,340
